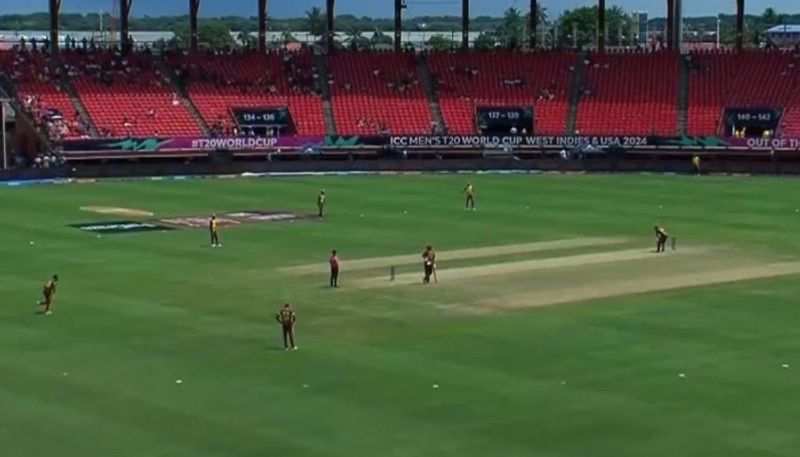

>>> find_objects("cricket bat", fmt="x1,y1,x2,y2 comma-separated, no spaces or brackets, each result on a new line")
433,264,438,284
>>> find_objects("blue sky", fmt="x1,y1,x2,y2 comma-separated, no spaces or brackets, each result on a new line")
2,0,798,18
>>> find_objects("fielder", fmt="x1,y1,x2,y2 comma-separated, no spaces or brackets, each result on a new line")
37,274,58,315
329,249,340,288
464,182,476,211
209,215,221,247
317,190,326,218
276,303,298,350
422,245,437,284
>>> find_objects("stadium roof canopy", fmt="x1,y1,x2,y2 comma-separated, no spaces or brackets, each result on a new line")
766,24,800,34
43,0,750,53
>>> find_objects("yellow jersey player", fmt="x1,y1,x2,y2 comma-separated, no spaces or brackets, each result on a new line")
38,274,58,315
317,190,326,218
210,215,221,247
464,182,476,211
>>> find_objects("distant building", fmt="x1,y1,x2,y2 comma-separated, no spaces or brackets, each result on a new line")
765,24,800,47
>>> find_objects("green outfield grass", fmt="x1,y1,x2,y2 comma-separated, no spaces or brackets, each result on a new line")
2,173,800,457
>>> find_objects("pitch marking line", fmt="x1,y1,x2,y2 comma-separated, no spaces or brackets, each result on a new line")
280,237,629,275
351,247,709,289
480,262,800,310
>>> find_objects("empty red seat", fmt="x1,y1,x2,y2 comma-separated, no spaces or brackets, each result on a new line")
687,50,800,136
326,51,431,134
62,50,202,137
576,52,679,136
0,49,85,139
167,50,326,136
429,51,575,135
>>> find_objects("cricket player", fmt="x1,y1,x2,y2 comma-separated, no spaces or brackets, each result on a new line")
329,249,340,288
464,182,476,211
209,215,221,247
37,274,58,315
422,245,436,284
692,155,701,175
317,190,326,218
276,303,298,350
654,225,669,253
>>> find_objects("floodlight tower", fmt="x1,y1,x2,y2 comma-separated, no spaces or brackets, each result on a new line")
672,0,683,51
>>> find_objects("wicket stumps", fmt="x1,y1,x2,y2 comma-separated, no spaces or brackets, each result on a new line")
671,237,677,251
390,265,396,281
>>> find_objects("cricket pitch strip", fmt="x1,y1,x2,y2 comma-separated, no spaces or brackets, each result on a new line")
351,247,710,289
280,237,628,275
328,237,800,313
478,262,800,311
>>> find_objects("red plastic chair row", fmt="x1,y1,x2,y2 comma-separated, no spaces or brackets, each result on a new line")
687,50,800,136
428,51,576,135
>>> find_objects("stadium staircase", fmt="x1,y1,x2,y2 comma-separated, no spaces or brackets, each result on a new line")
0,50,90,140
417,54,447,133
677,55,690,135
61,50,204,137
566,52,585,134
0,75,56,154
156,57,210,136
314,52,337,135
58,70,99,137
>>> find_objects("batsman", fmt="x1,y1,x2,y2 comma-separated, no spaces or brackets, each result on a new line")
422,245,437,284
654,225,669,253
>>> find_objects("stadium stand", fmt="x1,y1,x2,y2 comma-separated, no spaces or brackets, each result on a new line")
326,51,431,135
6,47,800,142
428,51,575,135
0,49,88,141
61,49,202,137
168,50,326,136
687,50,800,136
576,51,679,136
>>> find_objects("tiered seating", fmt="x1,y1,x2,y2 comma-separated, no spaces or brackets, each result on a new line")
687,50,800,135
429,51,574,135
169,50,325,135
62,49,201,137
0,49,86,140
576,51,679,136
326,51,431,135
